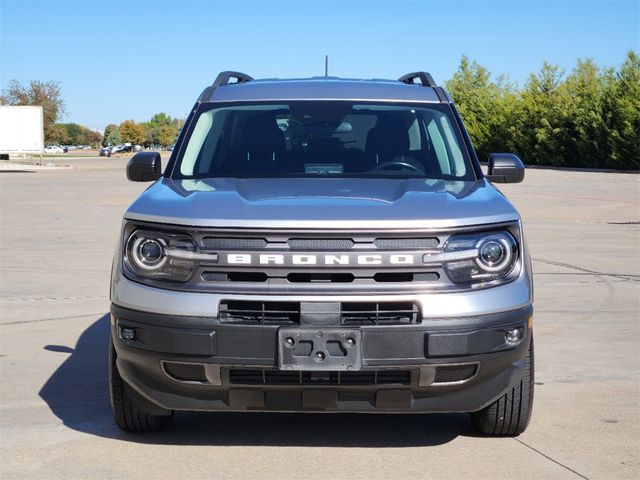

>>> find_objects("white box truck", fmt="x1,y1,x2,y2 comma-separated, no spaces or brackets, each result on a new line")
0,106,44,161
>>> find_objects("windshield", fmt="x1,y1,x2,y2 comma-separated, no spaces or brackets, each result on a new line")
172,102,475,180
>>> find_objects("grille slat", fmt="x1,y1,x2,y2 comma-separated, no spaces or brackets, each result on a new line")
374,272,439,283
202,271,269,282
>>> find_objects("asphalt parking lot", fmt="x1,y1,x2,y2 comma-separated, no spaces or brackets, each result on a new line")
1,157,638,479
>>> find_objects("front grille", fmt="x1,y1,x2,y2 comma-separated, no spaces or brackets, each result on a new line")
219,301,300,324
218,301,421,325
177,229,456,294
288,238,355,250
373,237,439,249
229,369,412,386
433,364,478,384
163,362,208,382
201,237,267,249
341,302,420,325
200,236,440,251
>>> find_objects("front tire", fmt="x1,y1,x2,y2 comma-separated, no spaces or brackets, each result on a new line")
109,337,173,433
471,336,534,436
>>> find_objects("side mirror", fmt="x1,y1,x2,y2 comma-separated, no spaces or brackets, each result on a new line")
126,152,162,182
486,153,525,184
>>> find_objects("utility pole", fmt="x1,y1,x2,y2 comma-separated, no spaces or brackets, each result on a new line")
325,55,328,77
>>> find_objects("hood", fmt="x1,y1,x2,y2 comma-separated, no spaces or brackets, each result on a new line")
124,177,520,229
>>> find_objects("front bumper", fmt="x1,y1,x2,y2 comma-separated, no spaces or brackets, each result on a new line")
111,303,533,413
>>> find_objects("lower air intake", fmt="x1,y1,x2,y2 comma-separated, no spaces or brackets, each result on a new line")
433,364,478,384
229,369,412,386
341,302,421,325
219,301,300,324
163,362,208,383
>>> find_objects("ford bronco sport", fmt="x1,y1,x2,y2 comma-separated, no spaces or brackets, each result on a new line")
110,71,533,435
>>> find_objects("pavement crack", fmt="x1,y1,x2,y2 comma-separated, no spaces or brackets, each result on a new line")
532,257,640,282
0,295,107,303
513,438,590,479
1,312,106,325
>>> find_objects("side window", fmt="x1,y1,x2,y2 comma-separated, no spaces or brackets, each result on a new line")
426,119,451,175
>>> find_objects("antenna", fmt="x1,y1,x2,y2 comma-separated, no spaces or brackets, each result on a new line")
325,55,328,77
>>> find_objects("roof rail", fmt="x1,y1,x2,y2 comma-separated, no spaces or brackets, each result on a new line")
398,72,437,87
212,71,254,87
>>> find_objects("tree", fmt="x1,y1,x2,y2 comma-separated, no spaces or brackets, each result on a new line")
564,59,608,168
144,112,180,147
58,122,83,145
517,63,574,166
602,51,640,170
445,56,518,160
47,124,71,145
157,124,179,147
84,129,103,148
103,124,122,146
147,112,174,129
119,120,146,145
0,80,66,142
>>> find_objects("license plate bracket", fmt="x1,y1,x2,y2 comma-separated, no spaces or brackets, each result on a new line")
278,328,362,371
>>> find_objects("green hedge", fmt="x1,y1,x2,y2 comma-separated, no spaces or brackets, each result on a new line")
446,51,639,170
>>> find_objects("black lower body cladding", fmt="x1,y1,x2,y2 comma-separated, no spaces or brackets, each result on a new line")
110,304,532,414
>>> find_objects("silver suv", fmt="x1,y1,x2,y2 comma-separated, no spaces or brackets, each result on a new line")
110,71,533,435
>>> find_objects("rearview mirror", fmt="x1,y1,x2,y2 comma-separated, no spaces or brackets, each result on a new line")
486,153,525,184
127,152,162,182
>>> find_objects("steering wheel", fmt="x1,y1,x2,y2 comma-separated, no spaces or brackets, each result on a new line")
371,160,424,173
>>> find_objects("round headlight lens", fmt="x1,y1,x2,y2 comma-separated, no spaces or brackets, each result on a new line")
130,236,166,270
140,239,163,262
475,236,513,272
479,240,505,265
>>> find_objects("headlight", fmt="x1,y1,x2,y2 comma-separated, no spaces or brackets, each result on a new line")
124,229,198,282
130,237,167,271
441,230,519,286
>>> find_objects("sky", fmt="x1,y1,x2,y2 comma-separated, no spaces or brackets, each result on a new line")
1,0,638,130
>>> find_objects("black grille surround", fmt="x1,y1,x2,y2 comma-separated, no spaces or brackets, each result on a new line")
189,228,445,294
219,300,421,325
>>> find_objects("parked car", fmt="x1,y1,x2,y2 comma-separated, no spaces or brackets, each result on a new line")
99,146,113,157
44,145,65,154
111,70,532,436
110,144,133,155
